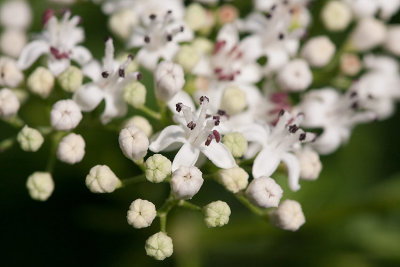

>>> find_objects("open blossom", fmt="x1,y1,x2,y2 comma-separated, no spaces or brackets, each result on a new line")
18,10,92,76
150,96,236,171
73,38,142,124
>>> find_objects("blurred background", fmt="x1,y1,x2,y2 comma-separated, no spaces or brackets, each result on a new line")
1,0,400,266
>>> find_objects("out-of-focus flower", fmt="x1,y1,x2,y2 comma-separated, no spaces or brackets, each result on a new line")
301,36,335,68
0,29,27,58
17,126,44,152
123,81,146,108
340,53,361,76
246,176,283,208
350,18,387,52
0,88,20,118
26,172,54,201
385,25,400,56
154,61,185,102
270,200,305,231
185,3,207,31
217,5,239,25
171,166,203,199
57,66,83,93
295,147,322,181
218,167,249,193
277,59,312,92
27,67,55,98
0,57,23,88
108,9,138,40
321,1,352,31
0,0,32,29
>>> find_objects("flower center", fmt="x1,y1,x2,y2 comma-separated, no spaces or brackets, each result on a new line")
212,41,242,81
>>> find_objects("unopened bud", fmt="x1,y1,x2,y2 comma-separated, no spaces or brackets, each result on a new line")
27,67,54,98
145,232,173,261
154,61,185,102
145,154,172,183
17,125,44,152
123,81,146,108
85,165,121,193
218,167,249,193
127,199,157,228
57,66,83,93
220,86,247,115
119,126,149,161
203,200,231,228
26,172,54,201
222,132,248,158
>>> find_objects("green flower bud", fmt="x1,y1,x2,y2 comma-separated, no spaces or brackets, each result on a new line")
57,66,83,93
145,232,174,260
185,3,207,31
27,67,54,98
222,132,247,157
192,37,214,54
203,200,231,228
220,86,247,115
218,167,249,193
145,154,172,183
123,81,146,108
17,125,44,152
124,115,153,137
175,45,199,72
26,172,54,201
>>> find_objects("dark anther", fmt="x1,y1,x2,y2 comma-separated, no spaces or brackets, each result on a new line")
213,115,220,126
278,33,285,40
299,133,306,141
350,91,357,98
283,0,289,5
167,10,172,14
101,71,109,78
351,102,358,110
279,109,285,116
288,125,299,133
166,35,173,41
104,36,111,42
217,110,227,116
271,4,276,10
144,36,150,43
149,14,156,20
119,69,125,78
368,94,374,99
213,130,221,143
180,26,184,32
187,121,196,130
136,72,143,80
200,96,209,104
128,54,134,60
176,103,183,112
265,13,272,19
205,134,214,146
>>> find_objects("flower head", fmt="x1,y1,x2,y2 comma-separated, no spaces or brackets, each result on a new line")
17,125,44,152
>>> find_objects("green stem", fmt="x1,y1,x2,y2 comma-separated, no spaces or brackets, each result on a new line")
45,131,66,172
157,194,179,232
2,116,24,129
119,174,146,188
178,200,202,211
0,137,16,152
133,158,146,172
235,193,268,219
138,105,161,121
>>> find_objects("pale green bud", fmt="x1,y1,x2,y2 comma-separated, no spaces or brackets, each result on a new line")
175,45,199,72
218,167,249,193
57,66,83,93
192,37,214,54
220,86,247,115
145,154,172,183
222,132,247,158
127,199,157,228
27,67,54,98
203,200,231,228
26,172,54,201
17,125,44,152
123,115,153,137
145,232,174,260
109,9,138,40
85,165,121,193
123,81,146,108
185,3,207,31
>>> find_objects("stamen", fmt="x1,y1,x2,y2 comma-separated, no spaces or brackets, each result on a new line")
351,102,358,110
149,14,156,20
101,71,109,78
136,72,143,80
42,9,54,26
217,110,227,116
205,134,214,146
213,115,220,126
350,91,357,98
288,124,299,133
176,103,183,112
213,130,221,143
119,69,125,78
187,121,196,130
200,96,209,104
278,33,285,40
166,35,173,42
279,109,285,116
144,36,150,43
299,133,306,141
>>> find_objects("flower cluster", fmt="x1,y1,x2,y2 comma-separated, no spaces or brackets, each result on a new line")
1,0,400,261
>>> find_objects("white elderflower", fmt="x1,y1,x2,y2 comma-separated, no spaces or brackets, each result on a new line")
17,10,92,76
108,9,138,40
246,177,283,208
123,81,146,108
119,126,149,161
145,232,173,261
171,166,203,200
0,29,27,58
270,200,306,231
17,125,44,152
295,147,322,181
203,200,231,228
385,25,400,56
50,99,82,131
73,38,142,124
218,167,249,193
0,88,20,118
0,0,32,29
57,133,85,164
57,66,83,93
150,97,236,171
321,1,352,32
222,132,247,158
26,172,54,201
220,85,247,115
27,67,55,98
123,116,152,137
85,165,121,193
0,57,24,88
127,199,157,228
350,18,387,52
145,154,172,183
301,36,335,68
154,61,185,102
277,59,312,92
340,54,361,76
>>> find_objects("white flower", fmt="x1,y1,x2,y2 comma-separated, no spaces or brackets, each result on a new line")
0,29,27,58
301,36,335,68
127,199,157,228
270,200,305,231
108,9,138,40
150,96,236,171
57,66,83,93
277,59,312,92
17,10,92,76
203,200,231,228
222,132,247,158
340,53,361,76
295,147,322,181
123,115,153,137
0,57,23,88
218,167,249,193
321,1,352,32
119,126,149,161
246,111,316,191
385,25,400,56
154,61,185,102
17,125,44,152
73,38,142,124
145,232,173,261
50,99,82,131
0,0,32,29
344,0,400,20
123,81,146,108
0,88,20,118
85,165,121,193
27,67,55,98
26,172,54,201
246,176,283,208
57,133,85,164
350,18,387,52
145,154,172,183
170,166,203,199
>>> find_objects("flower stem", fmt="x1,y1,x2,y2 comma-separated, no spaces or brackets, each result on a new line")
178,200,202,211
45,131,66,173
133,158,146,172
235,193,269,219
2,116,24,129
138,105,161,121
0,137,16,153
120,174,146,187
157,194,179,232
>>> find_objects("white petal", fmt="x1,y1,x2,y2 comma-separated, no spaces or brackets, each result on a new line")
136,48,161,70
100,93,128,124
82,60,102,82
200,142,237,169
235,63,262,84
48,58,70,76
149,125,186,152
73,83,104,112
312,127,343,155
17,40,49,70
172,143,200,171
71,46,92,65
168,91,195,115
244,142,262,159
252,146,281,178
281,152,301,192
264,46,289,73
217,24,239,50
240,35,263,61
160,42,180,61
192,57,213,77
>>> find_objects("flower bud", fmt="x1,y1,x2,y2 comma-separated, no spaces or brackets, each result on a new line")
57,133,85,164
108,9,138,40
145,154,172,183
301,36,335,68
384,25,400,56
145,232,173,261
0,29,27,58
119,126,149,161
171,166,203,200
175,45,200,72
340,53,361,76
350,18,387,52
57,66,83,93
220,86,247,115
50,100,82,131
222,132,248,158
185,3,207,31
246,177,283,208
203,200,231,228
0,57,23,88
123,116,153,137
277,59,312,92
27,67,55,98
0,0,32,29
0,88,20,118
127,199,157,228
321,1,352,32
123,81,146,108
296,148,322,181
218,167,249,193
217,4,239,25
192,38,214,54
270,200,306,231
17,125,44,152
85,165,121,193
26,172,54,201
154,61,185,102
